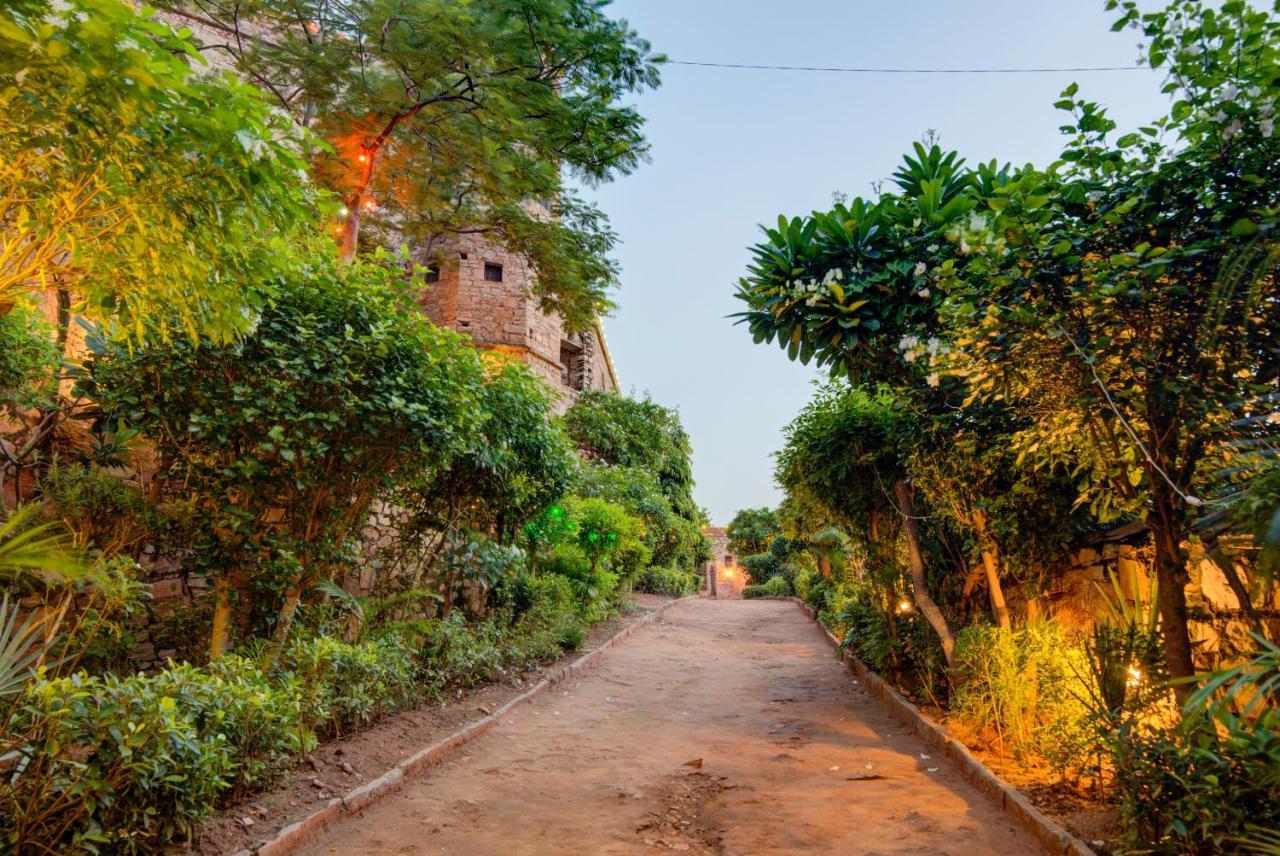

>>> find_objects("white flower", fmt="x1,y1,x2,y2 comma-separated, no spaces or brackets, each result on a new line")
913,261,927,277
1261,119,1275,139
1087,190,1103,202
1262,103,1276,119
918,288,931,298
1223,119,1243,140
48,0,72,12
1213,110,1228,123
1223,82,1239,101
959,240,971,255
926,373,940,388
926,337,941,354
926,244,939,253
898,334,919,352
1247,85,1262,99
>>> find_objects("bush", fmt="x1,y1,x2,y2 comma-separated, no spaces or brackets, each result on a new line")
742,575,791,599
636,565,699,597
285,636,416,738
507,573,585,660
1112,712,1280,854
950,622,1094,773
159,658,312,797
4,671,237,852
742,552,783,585
792,568,817,603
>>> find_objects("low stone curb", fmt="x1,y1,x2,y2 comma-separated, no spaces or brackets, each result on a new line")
241,596,691,856
789,599,1096,856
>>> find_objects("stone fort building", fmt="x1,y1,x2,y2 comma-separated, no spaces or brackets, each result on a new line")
415,234,619,410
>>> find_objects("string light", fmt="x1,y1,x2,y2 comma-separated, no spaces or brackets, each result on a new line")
357,153,367,163
897,599,914,614
338,206,349,217
1126,665,1144,687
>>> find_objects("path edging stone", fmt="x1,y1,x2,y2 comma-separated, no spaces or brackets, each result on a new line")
244,596,691,856
789,599,1096,856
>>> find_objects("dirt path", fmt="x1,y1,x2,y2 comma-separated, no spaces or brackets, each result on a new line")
300,599,1040,855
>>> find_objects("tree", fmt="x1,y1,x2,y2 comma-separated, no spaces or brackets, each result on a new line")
389,360,575,596
159,0,662,328
84,248,486,657
0,0,312,342
725,507,779,559
939,0,1280,689
564,391,699,514
776,384,955,665
734,147,997,658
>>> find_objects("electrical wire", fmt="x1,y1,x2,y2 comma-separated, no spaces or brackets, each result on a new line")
665,60,1152,75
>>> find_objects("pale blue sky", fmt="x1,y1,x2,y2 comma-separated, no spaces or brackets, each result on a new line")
582,1,1171,525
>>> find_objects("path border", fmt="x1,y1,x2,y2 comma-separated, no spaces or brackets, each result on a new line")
789,599,1095,856
238,596,692,856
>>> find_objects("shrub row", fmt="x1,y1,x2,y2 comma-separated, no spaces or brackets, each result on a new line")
635,565,699,598
742,575,790,599
0,574,587,853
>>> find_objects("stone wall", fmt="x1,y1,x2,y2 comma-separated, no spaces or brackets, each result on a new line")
1020,530,1280,670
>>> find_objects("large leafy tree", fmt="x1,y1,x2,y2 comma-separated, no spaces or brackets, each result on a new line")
0,0,312,342
159,0,662,327
940,0,1280,688
84,249,486,657
724,507,779,559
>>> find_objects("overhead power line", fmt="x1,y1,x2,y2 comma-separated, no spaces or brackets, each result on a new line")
665,60,1151,74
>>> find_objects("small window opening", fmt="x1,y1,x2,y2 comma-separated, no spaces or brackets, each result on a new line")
424,266,440,284
484,262,504,282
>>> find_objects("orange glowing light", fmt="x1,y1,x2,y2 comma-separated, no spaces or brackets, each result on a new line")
897,599,913,614
357,153,367,163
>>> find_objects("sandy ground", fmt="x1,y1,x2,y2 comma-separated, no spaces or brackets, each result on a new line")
300,599,1040,855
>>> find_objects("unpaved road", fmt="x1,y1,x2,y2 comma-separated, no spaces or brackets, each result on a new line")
301,599,1039,855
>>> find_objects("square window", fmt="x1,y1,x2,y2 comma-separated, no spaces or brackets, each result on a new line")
424,266,440,284
484,262,504,282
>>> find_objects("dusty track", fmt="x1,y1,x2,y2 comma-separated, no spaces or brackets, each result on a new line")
299,599,1040,855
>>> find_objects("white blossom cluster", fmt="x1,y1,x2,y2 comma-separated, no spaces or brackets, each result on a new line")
788,267,850,307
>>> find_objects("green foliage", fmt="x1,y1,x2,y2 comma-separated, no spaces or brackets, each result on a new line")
394,362,573,559
156,0,662,326
742,552,783,585
725,507,780,558
636,565,699,598
1110,710,1280,855
0,0,312,342
86,250,486,643
5,671,239,852
38,461,162,557
950,623,1095,771
565,391,699,521
0,309,57,412
284,635,416,738
742,575,791,599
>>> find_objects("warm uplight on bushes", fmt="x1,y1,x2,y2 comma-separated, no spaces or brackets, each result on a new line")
897,599,913,614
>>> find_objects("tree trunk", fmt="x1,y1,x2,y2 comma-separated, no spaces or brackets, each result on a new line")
1148,480,1197,700
818,554,832,580
209,576,234,659
895,480,955,666
883,579,902,674
264,586,304,668
971,510,1011,630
